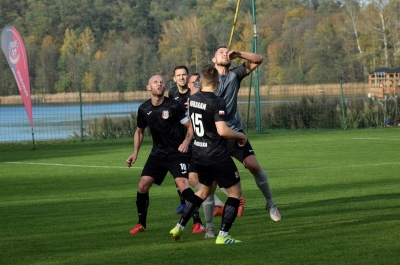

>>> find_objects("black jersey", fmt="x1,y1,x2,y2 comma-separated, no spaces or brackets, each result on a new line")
137,97,189,157
189,91,231,166
168,86,191,110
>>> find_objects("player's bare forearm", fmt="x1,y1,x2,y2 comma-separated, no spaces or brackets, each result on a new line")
183,131,193,145
215,121,247,146
231,51,263,64
182,120,194,146
229,50,263,73
127,128,144,167
133,128,144,154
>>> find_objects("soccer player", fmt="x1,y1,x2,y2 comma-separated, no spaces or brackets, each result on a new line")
168,66,191,215
169,64,247,244
187,73,242,238
212,46,281,222
126,74,202,234
169,67,205,234
168,65,191,113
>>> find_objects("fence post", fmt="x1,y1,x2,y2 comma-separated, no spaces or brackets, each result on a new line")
79,84,84,141
340,78,347,130
252,0,262,133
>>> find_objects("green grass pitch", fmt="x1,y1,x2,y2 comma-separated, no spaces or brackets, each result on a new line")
1,128,399,265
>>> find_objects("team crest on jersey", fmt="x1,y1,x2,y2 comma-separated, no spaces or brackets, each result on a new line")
162,110,169,119
8,41,20,64
235,171,239,178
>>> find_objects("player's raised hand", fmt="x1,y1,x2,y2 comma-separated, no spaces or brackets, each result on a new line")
228,50,241,60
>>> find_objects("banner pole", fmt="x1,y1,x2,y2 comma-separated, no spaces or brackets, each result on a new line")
32,129,36,150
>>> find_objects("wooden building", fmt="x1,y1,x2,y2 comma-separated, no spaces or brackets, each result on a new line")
368,68,400,98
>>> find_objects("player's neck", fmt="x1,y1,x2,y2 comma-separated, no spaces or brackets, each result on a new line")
201,86,215,93
177,85,188,94
150,95,164,106
215,65,229,76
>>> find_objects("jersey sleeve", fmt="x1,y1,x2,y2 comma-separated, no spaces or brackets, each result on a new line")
177,102,190,124
213,97,227,122
231,62,248,83
136,106,147,129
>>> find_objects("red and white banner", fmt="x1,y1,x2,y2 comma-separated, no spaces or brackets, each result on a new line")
1,25,34,130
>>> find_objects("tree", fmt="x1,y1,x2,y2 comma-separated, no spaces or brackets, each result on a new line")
343,0,369,79
364,0,396,68
158,16,207,77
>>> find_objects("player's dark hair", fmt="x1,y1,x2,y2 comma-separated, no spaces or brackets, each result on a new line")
173,65,189,76
201,64,219,86
190,73,199,79
214,45,228,55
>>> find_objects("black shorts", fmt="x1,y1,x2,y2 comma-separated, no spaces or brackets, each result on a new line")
227,130,255,164
141,154,189,185
189,162,197,174
196,159,240,189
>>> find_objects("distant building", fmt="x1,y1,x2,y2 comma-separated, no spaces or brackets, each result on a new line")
368,68,400,98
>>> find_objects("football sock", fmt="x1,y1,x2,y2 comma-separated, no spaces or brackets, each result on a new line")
178,194,204,227
220,197,240,233
214,194,225,206
192,210,202,224
181,187,195,200
202,193,215,228
253,169,274,205
136,191,149,228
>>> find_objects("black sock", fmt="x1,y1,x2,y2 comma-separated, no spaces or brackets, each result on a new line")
136,191,149,228
181,187,194,200
178,194,204,227
181,188,203,224
220,197,240,233
192,210,202,225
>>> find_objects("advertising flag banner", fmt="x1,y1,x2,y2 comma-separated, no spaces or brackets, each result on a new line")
1,25,34,130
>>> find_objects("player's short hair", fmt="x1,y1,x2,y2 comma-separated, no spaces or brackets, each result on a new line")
201,64,219,87
214,45,228,56
173,65,189,76
189,73,199,79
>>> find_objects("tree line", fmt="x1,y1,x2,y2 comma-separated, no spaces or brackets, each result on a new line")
1,0,399,96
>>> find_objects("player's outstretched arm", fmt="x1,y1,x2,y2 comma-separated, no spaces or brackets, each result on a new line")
215,121,247,146
228,50,263,74
126,127,145,167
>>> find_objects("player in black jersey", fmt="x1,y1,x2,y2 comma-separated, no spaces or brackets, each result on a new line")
212,46,281,222
169,66,205,234
170,64,247,244
169,66,191,213
168,66,191,212
168,65,191,112
126,75,202,234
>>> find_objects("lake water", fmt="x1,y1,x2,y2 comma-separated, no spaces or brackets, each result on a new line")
0,96,360,143
0,102,141,142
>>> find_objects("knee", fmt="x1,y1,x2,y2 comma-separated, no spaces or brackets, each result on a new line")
138,182,150,193
188,173,199,187
243,156,262,174
175,178,190,191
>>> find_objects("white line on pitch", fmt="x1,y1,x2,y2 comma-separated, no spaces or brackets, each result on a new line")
3,161,400,172
3,162,141,169
267,161,400,172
